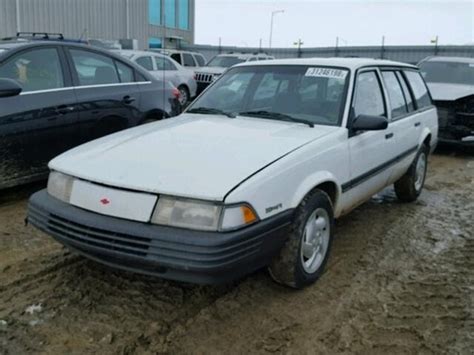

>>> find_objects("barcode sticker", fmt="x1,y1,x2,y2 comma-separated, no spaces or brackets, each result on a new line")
305,67,348,79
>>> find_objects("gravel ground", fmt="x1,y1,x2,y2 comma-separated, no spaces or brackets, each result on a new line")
0,149,472,354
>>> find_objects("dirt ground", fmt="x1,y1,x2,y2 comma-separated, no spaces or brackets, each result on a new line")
0,148,473,355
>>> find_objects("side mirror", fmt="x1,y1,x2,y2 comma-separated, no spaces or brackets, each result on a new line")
0,78,23,98
351,114,388,132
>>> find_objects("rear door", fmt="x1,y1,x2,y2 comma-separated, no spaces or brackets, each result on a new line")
0,45,78,187
380,69,420,183
66,47,142,143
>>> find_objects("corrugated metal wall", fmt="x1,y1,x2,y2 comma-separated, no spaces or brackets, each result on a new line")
0,0,194,49
183,44,474,64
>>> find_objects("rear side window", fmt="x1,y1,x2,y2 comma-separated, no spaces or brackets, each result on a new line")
182,53,195,67
353,71,386,118
194,54,205,66
396,72,415,112
170,53,182,64
404,71,432,109
70,49,120,85
135,56,154,71
381,71,408,119
0,48,64,92
115,61,134,83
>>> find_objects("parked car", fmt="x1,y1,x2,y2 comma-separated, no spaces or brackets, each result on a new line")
194,52,275,94
418,56,474,145
149,49,206,71
0,39,180,189
118,50,197,105
28,58,437,288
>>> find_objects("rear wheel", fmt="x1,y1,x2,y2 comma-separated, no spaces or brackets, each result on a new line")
268,190,334,289
178,85,190,106
394,145,428,202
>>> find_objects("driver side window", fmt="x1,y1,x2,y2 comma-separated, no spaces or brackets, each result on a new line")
353,71,386,118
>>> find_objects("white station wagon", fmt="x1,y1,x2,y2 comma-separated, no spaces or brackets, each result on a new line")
28,58,438,288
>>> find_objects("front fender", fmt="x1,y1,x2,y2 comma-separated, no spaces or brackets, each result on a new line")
290,171,341,211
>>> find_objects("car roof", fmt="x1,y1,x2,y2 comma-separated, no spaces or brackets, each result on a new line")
118,49,166,58
150,49,202,55
420,56,474,64
235,57,417,70
218,52,273,58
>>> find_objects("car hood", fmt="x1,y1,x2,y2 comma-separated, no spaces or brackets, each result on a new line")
427,82,474,101
50,114,337,201
195,66,227,75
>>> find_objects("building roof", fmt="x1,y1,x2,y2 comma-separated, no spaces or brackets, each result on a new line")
236,57,417,70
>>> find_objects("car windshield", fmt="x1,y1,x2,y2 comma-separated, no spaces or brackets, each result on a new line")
419,61,474,86
207,56,246,68
188,65,349,126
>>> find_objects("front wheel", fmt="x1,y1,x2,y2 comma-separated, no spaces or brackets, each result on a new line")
394,145,429,202
268,190,334,289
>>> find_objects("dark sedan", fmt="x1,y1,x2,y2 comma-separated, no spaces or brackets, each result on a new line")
0,40,181,189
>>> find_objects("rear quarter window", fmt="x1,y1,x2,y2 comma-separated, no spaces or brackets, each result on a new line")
404,70,432,109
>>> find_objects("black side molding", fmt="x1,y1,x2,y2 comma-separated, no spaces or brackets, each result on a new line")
341,145,418,193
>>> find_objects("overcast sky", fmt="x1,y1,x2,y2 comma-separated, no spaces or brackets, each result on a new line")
195,0,474,48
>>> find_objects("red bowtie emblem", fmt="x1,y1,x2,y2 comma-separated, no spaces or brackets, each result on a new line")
100,198,110,205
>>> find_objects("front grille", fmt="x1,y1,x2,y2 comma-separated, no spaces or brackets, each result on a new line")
29,206,150,257
195,73,214,83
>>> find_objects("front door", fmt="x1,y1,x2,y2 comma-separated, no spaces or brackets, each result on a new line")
0,46,78,188
343,69,396,209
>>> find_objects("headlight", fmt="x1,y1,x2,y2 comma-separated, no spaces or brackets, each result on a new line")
47,171,74,203
151,196,222,231
150,196,258,231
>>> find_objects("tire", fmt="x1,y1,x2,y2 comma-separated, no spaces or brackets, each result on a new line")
268,189,334,289
178,85,190,107
394,144,429,202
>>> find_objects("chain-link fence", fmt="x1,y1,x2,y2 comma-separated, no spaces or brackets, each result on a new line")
181,43,474,64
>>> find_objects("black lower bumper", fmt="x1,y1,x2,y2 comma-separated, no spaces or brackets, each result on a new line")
438,136,474,146
27,190,292,284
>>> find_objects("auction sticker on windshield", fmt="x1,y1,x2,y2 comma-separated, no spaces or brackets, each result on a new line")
305,67,348,79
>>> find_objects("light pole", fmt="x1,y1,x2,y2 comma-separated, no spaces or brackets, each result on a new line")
269,10,284,49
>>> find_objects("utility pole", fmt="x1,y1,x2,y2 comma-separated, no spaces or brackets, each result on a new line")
335,36,339,57
269,9,284,49
294,39,304,58
431,35,439,56
218,37,222,54
259,38,262,53
381,35,385,59
15,0,21,33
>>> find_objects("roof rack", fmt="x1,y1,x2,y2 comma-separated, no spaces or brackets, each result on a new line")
17,32,65,40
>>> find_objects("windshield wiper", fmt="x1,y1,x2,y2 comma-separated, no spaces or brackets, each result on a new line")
239,110,314,128
187,107,236,118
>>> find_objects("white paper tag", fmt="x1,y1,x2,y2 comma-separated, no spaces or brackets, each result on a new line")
305,67,348,79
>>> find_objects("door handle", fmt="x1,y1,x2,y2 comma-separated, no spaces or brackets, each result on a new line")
122,96,136,104
56,105,74,115
414,122,421,127
385,133,394,139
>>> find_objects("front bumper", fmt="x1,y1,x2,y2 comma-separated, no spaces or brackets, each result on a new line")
27,190,292,284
